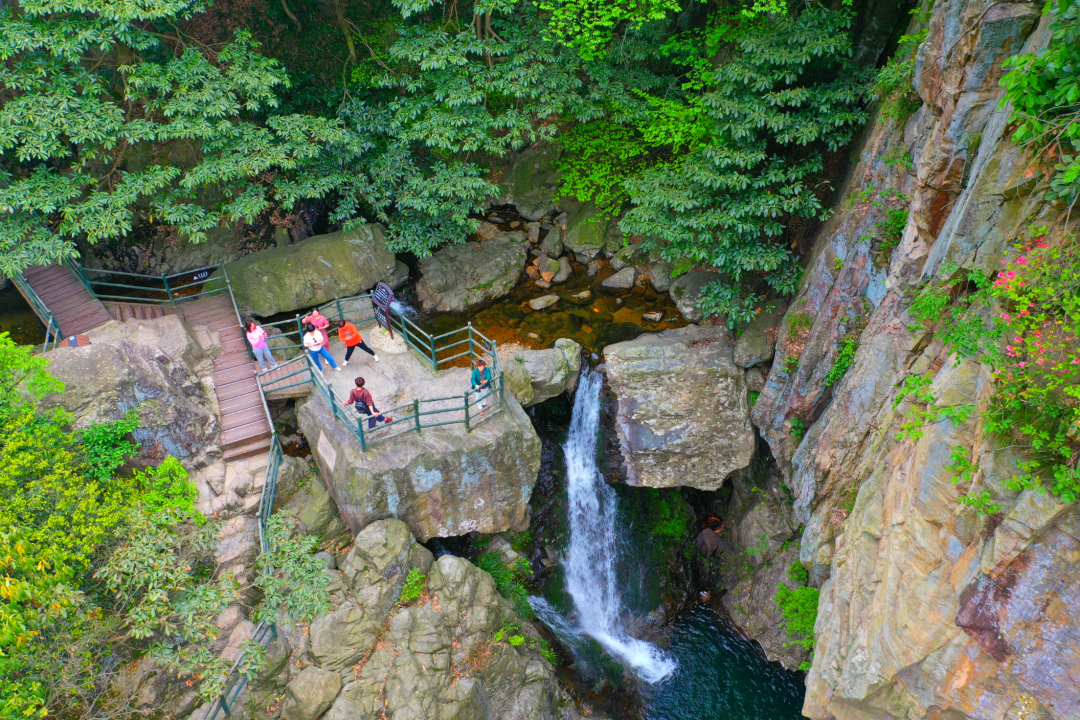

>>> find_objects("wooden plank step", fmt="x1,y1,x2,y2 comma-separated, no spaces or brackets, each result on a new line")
221,407,267,432
223,438,272,462
31,277,82,297
215,353,257,371
215,367,258,386
219,389,264,415
217,378,260,402
222,422,271,449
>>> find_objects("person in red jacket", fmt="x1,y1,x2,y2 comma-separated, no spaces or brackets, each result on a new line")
337,320,379,366
344,377,391,429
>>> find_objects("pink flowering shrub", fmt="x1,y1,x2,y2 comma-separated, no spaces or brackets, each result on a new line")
909,227,1080,506
987,230,1079,502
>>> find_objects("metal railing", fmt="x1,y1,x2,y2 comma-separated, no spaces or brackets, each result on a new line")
11,273,64,352
303,356,505,452
201,367,285,720
254,291,500,376
65,258,229,305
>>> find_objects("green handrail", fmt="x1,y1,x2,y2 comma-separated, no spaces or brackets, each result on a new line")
13,273,63,351
68,259,228,306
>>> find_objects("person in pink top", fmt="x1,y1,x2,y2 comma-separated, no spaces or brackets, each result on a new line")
245,320,278,372
301,308,331,345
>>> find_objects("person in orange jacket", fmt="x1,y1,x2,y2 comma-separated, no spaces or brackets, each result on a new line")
337,320,379,366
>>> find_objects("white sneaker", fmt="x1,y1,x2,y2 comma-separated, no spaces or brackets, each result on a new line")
373,354,380,362
335,366,342,372
271,363,278,368
343,360,349,366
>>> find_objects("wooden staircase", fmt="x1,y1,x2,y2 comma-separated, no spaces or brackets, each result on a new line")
179,295,272,462
18,264,112,336
104,302,175,323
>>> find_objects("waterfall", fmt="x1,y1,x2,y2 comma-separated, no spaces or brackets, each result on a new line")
536,366,676,683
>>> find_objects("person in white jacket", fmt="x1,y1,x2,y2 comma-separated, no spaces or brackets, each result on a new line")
303,323,341,372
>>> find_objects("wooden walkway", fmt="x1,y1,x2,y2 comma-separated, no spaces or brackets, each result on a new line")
18,264,273,462
177,295,272,462
19,264,112,336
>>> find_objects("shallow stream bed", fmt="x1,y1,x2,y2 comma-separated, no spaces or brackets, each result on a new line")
0,285,46,346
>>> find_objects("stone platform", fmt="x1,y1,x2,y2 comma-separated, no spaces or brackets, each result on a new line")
296,321,541,542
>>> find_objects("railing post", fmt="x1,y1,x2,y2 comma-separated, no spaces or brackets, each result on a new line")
163,274,173,304
467,322,474,364
413,399,421,433
428,332,437,372
499,371,505,406
464,393,470,433
336,298,344,322
357,415,366,452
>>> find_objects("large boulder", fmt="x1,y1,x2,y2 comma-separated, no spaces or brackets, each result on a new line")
41,315,221,470
215,224,397,317
495,144,563,221
255,520,558,720
732,302,785,368
668,271,718,323
415,232,529,313
602,325,754,490
297,391,542,542
649,261,676,292
501,338,582,407
563,203,612,260
279,667,341,720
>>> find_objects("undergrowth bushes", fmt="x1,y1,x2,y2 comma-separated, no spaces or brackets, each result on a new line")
0,334,328,719
773,562,818,671
476,552,533,619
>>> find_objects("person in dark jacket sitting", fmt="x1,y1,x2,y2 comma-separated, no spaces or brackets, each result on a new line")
470,358,493,414
344,377,391,429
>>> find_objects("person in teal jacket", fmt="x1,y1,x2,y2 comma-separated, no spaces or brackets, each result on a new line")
471,358,493,414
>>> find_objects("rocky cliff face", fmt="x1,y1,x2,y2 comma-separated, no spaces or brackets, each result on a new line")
42,315,223,470
745,0,1079,717
240,519,559,720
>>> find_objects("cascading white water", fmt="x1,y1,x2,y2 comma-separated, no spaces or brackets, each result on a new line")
544,366,676,683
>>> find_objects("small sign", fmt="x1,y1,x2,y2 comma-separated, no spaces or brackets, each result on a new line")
372,282,395,338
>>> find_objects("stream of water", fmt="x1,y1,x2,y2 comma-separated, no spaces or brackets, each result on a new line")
532,365,807,719
538,366,676,683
